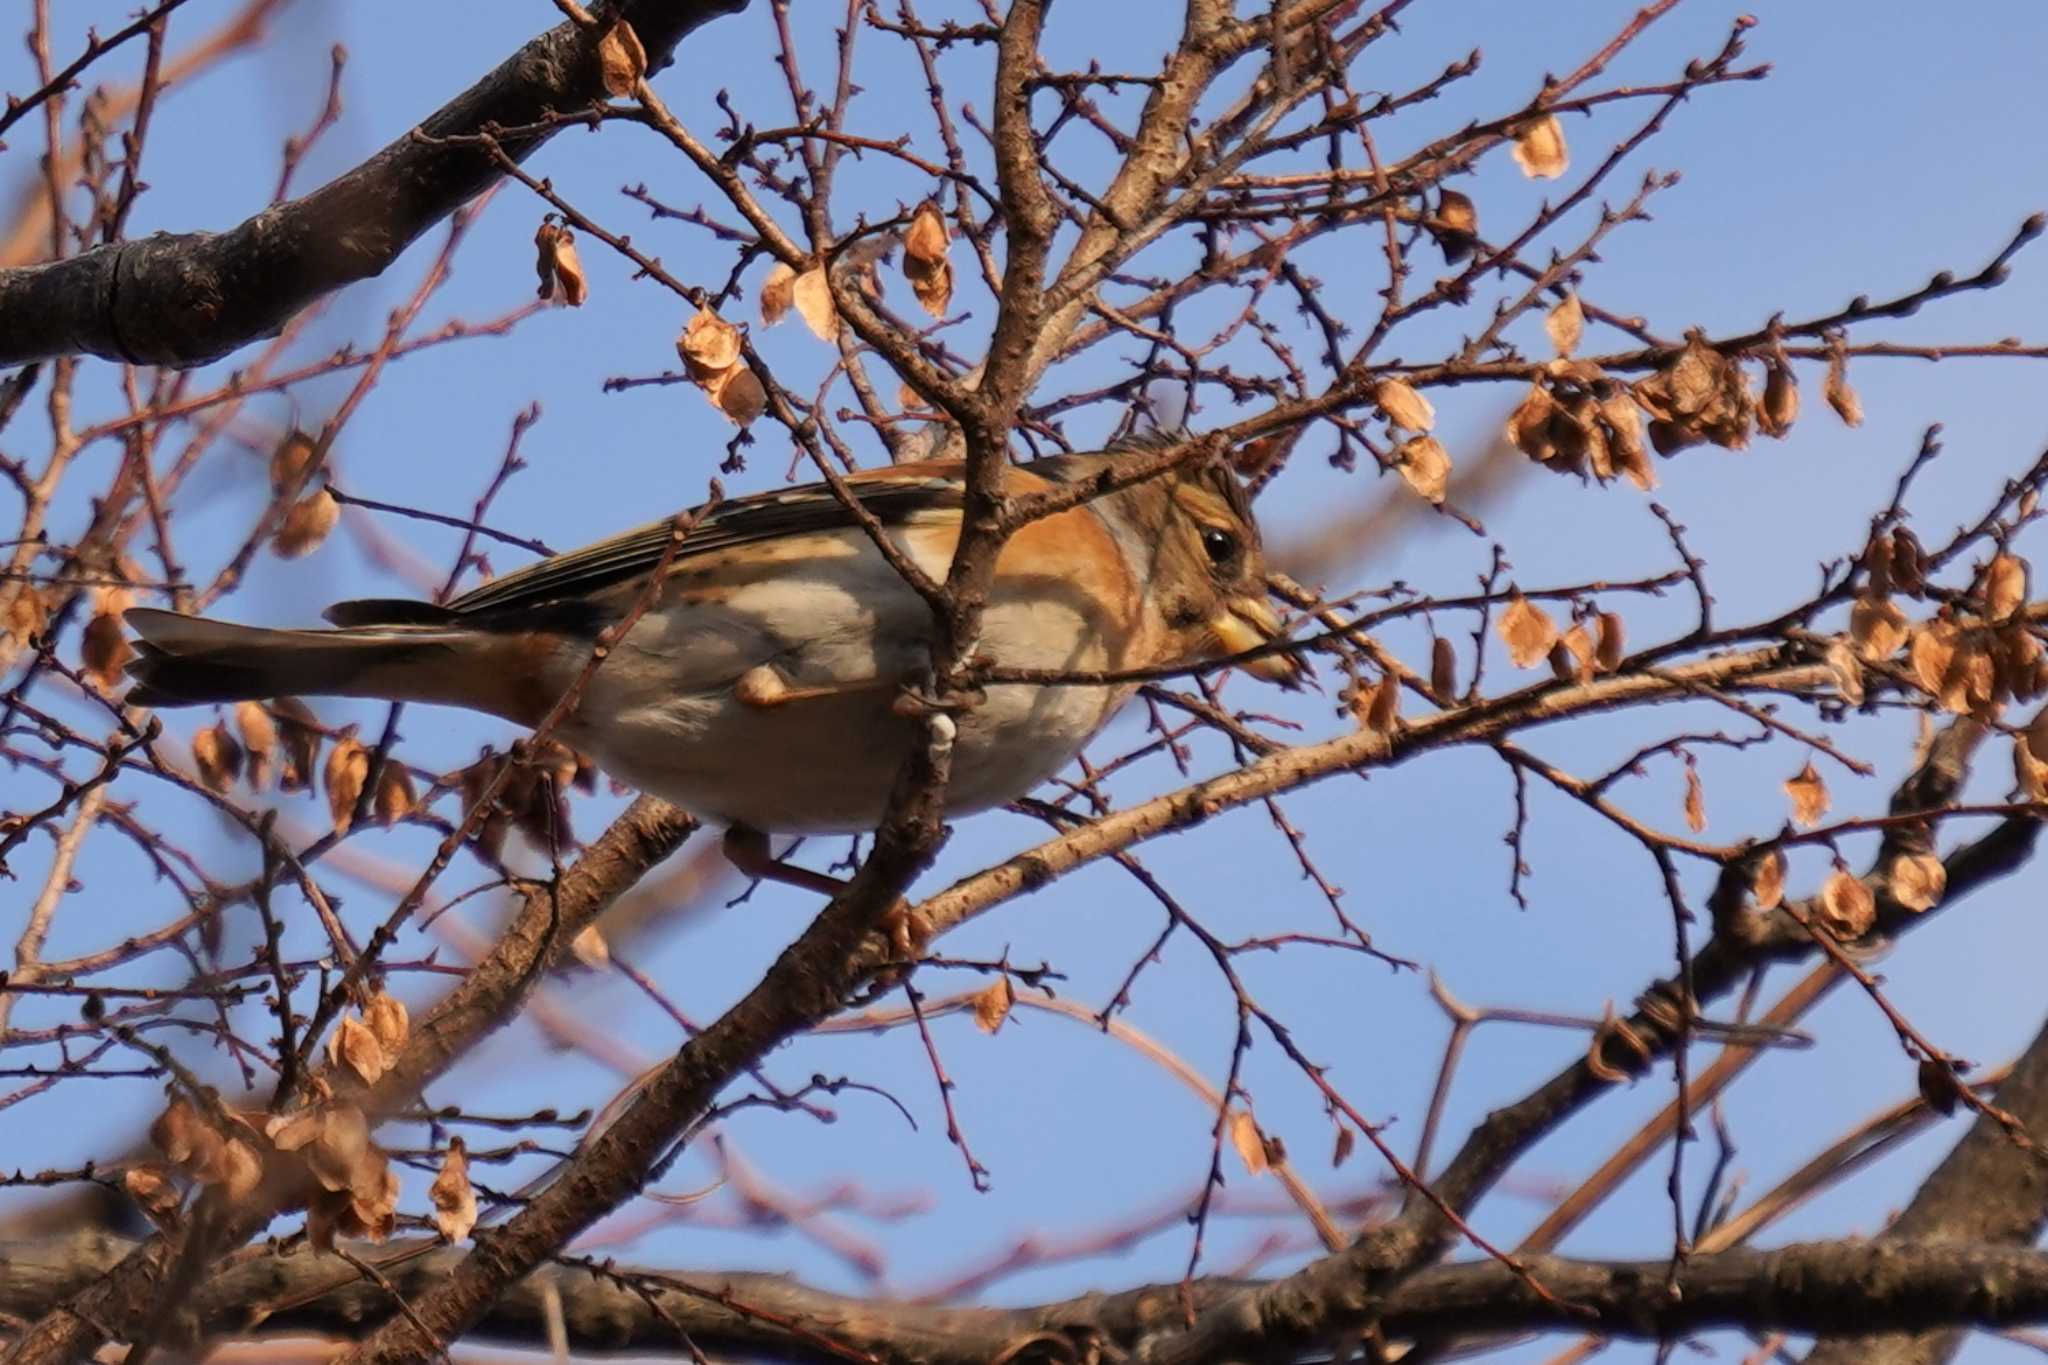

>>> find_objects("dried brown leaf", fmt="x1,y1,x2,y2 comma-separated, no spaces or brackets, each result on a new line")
1818,867,1876,938
1511,113,1569,179
273,698,321,793
902,201,953,317
328,1013,388,1087
1507,384,1559,462
596,18,646,97
1752,849,1787,912
1783,760,1831,828
1374,378,1435,432
372,762,416,827
1497,594,1559,669
192,721,244,794
235,700,277,789
1910,618,1959,697
430,1137,478,1243
792,267,837,339
1595,611,1625,672
533,220,587,307
270,428,317,494
678,306,742,380
364,990,408,1056
1850,594,1908,662
81,609,131,688
273,488,339,559
2015,731,2048,801
1682,764,1706,833
1228,1110,1269,1174
709,364,767,427
1759,358,1799,437
1545,292,1584,356
1364,670,1400,733
1890,852,1946,913
1394,435,1451,506
1985,553,2028,621
971,977,1016,1034
759,262,796,326
1430,635,1457,700
1824,348,1863,427
123,1164,183,1232
324,735,369,835
1431,189,1477,262
1824,636,1866,705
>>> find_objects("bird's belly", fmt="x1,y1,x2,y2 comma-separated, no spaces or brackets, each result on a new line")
572,680,1117,833
558,543,1133,833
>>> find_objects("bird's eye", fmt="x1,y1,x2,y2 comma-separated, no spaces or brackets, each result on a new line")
1201,527,1239,567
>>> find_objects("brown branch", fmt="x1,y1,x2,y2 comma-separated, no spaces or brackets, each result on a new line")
15,1231,2048,1360
0,0,749,366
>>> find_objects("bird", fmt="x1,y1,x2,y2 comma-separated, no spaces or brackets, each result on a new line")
125,447,1301,850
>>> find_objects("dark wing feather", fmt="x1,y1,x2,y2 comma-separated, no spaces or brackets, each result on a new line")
440,470,967,619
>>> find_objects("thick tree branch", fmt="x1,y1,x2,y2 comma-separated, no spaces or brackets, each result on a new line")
0,0,749,368
15,1232,2048,1361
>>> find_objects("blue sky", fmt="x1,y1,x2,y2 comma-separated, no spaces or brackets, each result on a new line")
6,2,2048,1361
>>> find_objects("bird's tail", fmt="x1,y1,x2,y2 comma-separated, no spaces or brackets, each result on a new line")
124,607,472,709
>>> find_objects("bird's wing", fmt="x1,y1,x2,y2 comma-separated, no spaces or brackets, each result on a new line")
437,466,976,620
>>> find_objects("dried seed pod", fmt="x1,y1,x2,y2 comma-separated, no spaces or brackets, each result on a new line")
192,721,245,795
430,1137,478,1242
1818,867,1876,937
1498,594,1559,669
1364,670,1401,733
327,1013,388,1086
1545,291,1584,356
971,978,1016,1034
678,306,742,381
1889,852,1946,913
82,609,132,688
1394,435,1451,506
791,267,836,339
273,698,322,793
235,700,278,789
595,17,646,96
273,488,340,559
1783,760,1831,828
270,429,318,494
1595,611,1626,671
1984,552,2028,621
1430,189,1478,263
372,761,416,826
324,734,370,834
1850,593,1908,661
759,262,797,325
1374,378,1435,432
1759,356,1799,436
533,219,588,307
1430,635,1458,700
1510,113,1569,179
1507,384,1560,463
1751,848,1787,912
902,201,953,317
1824,345,1863,426
363,990,409,1055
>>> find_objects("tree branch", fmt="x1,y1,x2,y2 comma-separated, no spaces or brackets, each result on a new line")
0,0,749,368
15,1231,2048,1361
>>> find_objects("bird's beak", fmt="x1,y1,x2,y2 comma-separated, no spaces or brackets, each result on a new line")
1212,597,1308,689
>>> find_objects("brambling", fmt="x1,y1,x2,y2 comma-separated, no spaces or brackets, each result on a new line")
125,448,1300,838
